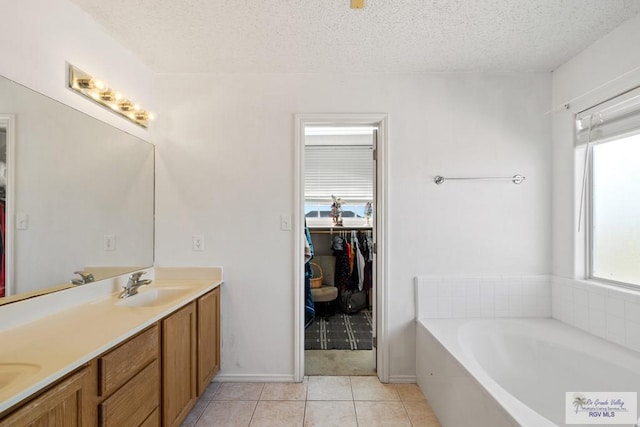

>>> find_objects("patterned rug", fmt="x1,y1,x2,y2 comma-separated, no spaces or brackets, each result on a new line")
305,309,372,350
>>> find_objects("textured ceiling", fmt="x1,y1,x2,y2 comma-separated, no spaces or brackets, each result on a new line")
68,0,640,74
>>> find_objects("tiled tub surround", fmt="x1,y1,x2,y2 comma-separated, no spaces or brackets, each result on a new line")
416,318,640,427
415,277,640,427
551,276,640,353
414,275,551,319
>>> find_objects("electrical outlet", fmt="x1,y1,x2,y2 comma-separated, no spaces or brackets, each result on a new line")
192,235,205,251
104,234,116,251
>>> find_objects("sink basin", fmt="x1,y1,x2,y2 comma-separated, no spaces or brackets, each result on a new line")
115,287,193,308
0,363,40,390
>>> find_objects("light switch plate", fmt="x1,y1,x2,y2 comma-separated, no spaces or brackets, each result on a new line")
280,215,292,231
16,213,28,230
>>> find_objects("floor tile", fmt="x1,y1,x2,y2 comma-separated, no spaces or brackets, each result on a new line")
184,377,439,427
181,396,210,427
260,382,308,401
303,401,358,427
395,383,426,401
305,350,375,376
403,399,441,426
350,376,400,401
354,401,412,426
195,400,257,427
306,376,353,401
183,383,221,426
201,382,221,400
249,401,305,427
213,383,264,400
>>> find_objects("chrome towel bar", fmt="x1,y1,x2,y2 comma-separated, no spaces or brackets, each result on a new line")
434,174,525,185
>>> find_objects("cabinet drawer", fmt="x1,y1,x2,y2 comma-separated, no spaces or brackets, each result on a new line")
98,324,159,396
99,359,160,427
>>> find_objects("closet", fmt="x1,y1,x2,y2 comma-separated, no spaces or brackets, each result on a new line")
303,124,376,376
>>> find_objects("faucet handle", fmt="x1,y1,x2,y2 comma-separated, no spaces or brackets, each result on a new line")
72,270,95,285
129,271,147,282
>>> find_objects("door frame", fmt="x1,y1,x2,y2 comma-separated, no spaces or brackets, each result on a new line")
293,113,389,382
0,115,15,297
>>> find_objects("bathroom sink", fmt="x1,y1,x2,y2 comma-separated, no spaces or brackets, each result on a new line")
0,363,40,390
115,287,193,308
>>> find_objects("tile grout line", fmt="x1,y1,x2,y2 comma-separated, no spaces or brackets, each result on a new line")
246,384,264,427
349,375,361,426
191,383,219,427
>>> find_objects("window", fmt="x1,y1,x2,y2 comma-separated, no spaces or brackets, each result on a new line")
590,134,640,286
304,145,373,203
577,87,640,288
304,130,374,226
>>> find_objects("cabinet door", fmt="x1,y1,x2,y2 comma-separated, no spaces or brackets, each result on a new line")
162,302,197,427
197,287,220,395
0,367,91,427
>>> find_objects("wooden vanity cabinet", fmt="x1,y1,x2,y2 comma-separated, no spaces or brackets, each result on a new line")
197,286,220,395
0,285,221,427
0,366,93,427
162,287,221,427
162,301,197,427
96,323,160,427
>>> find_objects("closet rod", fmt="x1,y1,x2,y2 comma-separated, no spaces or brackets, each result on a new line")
309,229,372,234
434,174,525,185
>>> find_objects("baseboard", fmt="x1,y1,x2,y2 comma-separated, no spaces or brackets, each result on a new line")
387,375,417,384
213,373,297,383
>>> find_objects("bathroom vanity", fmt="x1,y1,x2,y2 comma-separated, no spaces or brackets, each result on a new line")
0,268,222,427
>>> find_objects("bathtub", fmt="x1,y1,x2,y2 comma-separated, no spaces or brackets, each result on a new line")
416,318,640,427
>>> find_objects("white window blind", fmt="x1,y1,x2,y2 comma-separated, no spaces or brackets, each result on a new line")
576,86,640,146
304,145,373,202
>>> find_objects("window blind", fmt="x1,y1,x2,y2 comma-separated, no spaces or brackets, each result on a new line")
304,145,373,202
576,86,640,146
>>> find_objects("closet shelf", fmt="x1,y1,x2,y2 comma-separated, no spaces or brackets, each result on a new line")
309,226,372,234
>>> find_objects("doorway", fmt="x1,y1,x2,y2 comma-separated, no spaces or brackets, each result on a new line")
294,113,388,383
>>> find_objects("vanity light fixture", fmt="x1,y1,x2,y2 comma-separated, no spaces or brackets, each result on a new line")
68,64,154,128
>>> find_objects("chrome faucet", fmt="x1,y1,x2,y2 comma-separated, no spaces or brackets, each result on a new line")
119,271,152,299
72,270,95,285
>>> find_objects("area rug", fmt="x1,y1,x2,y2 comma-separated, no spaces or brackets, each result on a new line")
305,309,372,350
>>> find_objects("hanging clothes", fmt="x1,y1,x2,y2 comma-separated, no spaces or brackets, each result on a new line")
353,232,365,292
332,235,351,292
304,224,315,328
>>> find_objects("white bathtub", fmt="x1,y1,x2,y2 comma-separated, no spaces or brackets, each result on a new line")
416,318,640,427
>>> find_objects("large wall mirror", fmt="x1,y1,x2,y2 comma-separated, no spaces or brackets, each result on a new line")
0,75,154,304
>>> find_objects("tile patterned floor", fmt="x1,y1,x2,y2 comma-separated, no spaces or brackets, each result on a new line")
181,376,441,427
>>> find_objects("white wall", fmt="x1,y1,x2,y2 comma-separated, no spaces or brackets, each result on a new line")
153,72,551,380
551,14,640,278
0,0,153,140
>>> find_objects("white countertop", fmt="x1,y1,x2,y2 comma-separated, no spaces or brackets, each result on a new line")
0,269,222,416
